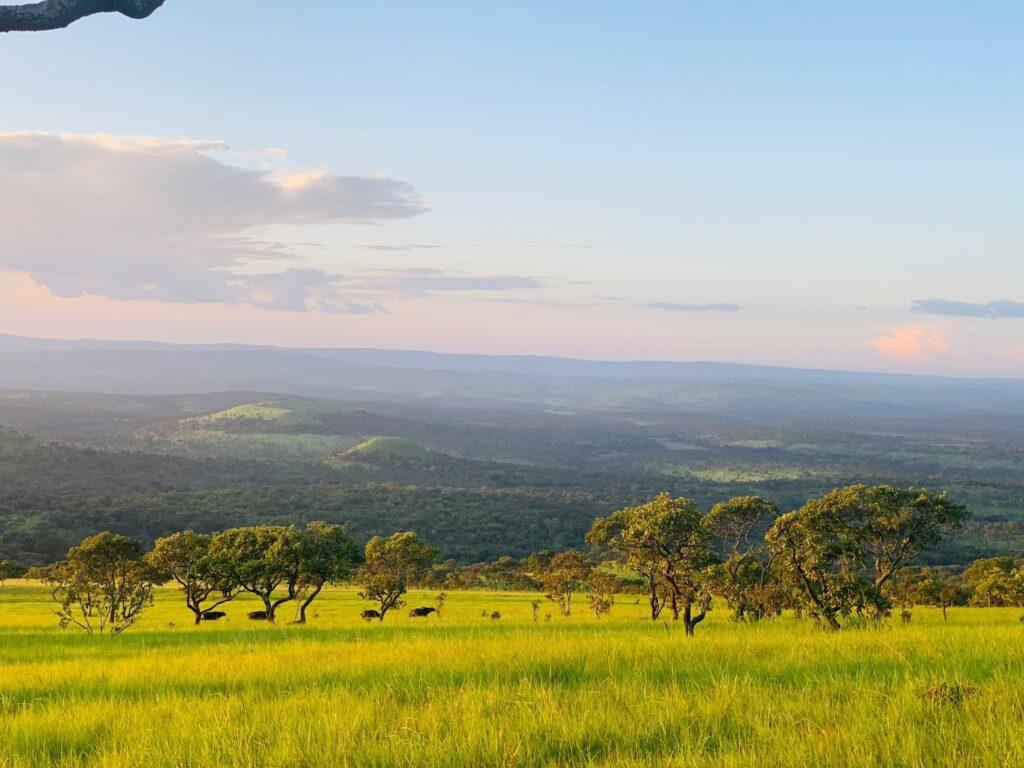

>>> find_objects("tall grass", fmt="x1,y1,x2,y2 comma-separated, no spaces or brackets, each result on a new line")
0,583,1022,767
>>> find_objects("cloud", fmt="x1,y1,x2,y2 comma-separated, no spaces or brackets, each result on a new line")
863,324,951,361
225,266,544,312
341,268,545,295
355,244,447,252
646,302,742,313
0,132,426,309
238,269,387,315
910,298,1024,319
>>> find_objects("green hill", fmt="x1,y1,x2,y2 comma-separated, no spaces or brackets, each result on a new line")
189,398,353,429
341,436,437,460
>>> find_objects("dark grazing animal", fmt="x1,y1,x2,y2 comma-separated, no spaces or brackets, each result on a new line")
247,610,269,621
360,609,382,621
490,611,501,620
408,606,437,617
201,610,227,621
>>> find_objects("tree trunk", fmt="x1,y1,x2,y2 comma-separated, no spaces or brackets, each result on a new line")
682,602,707,637
294,583,323,624
261,595,276,624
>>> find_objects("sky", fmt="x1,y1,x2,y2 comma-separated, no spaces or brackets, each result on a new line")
1,1,1023,376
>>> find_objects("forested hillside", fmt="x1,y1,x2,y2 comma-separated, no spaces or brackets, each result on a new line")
2,382,1023,566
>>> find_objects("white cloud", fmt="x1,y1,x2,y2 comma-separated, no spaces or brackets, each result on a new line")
0,132,426,310
341,267,544,295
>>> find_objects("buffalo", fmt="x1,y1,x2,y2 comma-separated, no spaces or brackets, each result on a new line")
247,610,269,621
201,610,227,621
408,606,437,617
360,609,382,621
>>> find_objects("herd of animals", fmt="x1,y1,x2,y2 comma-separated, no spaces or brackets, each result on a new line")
194,606,460,622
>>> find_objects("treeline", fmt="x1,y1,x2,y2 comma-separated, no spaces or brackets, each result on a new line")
17,482,1020,635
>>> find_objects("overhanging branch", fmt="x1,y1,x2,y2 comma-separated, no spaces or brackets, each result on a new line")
0,0,165,32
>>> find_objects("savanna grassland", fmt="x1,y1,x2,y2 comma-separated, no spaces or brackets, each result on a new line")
2,582,1023,768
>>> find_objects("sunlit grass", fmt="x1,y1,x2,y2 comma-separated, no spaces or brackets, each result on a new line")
0,582,1022,767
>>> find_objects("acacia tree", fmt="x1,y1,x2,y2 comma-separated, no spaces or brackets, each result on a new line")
0,0,165,33
292,522,361,624
358,532,437,621
33,532,159,634
587,493,715,635
540,551,592,617
147,531,239,625
207,526,303,624
702,496,778,621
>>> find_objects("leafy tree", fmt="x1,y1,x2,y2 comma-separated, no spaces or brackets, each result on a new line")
207,526,303,623
767,485,968,629
541,551,592,617
586,570,617,619
0,558,19,588
883,566,930,623
917,569,970,621
147,531,239,625
357,532,437,621
702,496,778,621
292,522,361,624
33,532,159,634
964,557,1024,607
766,510,873,631
587,494,715,634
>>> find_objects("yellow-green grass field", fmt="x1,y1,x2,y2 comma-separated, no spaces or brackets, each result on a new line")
1,583,1023,768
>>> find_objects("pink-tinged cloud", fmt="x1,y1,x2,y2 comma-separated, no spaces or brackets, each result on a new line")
863,324,951,361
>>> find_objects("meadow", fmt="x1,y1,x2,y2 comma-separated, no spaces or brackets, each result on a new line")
1,584,1023,767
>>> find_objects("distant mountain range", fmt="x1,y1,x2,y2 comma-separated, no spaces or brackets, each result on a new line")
2,332,1023,419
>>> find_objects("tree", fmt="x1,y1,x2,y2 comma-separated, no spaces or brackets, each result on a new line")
767,485,968,629
766,509,870,631
207,526,303,624
540,551,592,617
586,570,617,619
357,532,437,621
964,557,1024,607
809,485,968,590
33,532,159,634
917,569,970,621
292,522,361,624
883,566,930,623
1,0,165,33
147,531,239,625
702,496,778,621
587,494,715,634
0,558,20,588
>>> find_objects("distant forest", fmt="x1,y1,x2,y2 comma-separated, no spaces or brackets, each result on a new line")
2,375,1023,566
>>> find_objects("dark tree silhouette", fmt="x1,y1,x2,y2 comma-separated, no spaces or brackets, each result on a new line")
0,0,165,33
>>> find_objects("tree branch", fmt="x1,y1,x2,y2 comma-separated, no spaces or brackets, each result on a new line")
0,0,165,33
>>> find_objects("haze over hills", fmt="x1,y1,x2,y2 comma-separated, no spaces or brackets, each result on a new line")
2,333,1024,420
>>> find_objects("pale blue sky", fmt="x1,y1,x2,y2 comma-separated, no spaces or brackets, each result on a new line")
1,1,1022,374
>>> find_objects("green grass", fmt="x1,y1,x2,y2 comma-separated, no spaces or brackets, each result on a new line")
190,398,353,428
1,583,1023,767
340,436,437,460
